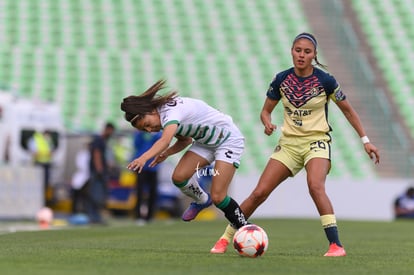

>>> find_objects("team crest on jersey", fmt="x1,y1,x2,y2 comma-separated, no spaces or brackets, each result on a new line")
310,87,319,96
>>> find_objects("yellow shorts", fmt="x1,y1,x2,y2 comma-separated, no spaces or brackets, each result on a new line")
270,133,331,176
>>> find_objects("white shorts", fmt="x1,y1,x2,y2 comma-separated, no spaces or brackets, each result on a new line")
188,135,245,168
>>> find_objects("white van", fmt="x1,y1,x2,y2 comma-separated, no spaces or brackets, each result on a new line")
0,92,67,218
0,92,66,167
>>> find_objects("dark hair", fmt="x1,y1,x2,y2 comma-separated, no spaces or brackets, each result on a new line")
120,80,178,126
105,122,115,129
292,32,327,70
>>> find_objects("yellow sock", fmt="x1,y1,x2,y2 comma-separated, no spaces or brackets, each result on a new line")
221,224,237,242
320,214,337,228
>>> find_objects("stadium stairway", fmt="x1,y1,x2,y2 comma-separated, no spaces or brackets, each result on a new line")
351,0,414,136
299,0,414,177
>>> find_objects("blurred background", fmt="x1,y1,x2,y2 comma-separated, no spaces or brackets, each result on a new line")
0,0,413,223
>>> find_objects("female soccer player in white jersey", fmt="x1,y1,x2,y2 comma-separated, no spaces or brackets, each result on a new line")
210,32,380,256
121,80,248,229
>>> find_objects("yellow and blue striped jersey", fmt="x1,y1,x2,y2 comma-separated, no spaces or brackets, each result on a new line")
266,67,346,137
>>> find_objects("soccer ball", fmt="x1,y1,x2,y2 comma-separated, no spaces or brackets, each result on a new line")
233,224,269,258
36,207,53,228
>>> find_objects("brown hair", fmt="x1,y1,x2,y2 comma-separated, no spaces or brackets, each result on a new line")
120,79,178,125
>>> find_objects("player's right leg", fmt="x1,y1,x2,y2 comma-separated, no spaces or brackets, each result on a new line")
210,224,236,254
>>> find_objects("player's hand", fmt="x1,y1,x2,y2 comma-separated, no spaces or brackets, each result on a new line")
127,158,146,173
264,123,277,136
149,152,168,167
364,143,380,164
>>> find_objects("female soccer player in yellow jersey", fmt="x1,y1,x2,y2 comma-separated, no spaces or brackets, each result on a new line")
121,80,248,229
210,32,380,257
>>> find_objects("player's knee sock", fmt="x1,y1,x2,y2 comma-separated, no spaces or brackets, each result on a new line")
321,214,342,247
216,196,248,229
220,224,237,242
173,176,209,204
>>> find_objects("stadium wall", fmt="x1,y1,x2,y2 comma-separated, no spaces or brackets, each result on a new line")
0,166,43,219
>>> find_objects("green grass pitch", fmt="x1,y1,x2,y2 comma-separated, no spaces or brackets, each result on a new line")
0,218,413,275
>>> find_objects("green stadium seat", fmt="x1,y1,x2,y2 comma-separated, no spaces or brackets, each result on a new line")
352,0,414,145
0,0,379,177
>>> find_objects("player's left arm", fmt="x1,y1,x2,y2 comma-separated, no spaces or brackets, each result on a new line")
335,99,380,164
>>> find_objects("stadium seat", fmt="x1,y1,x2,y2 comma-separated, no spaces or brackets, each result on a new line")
352,0,414,138
0,0,378,177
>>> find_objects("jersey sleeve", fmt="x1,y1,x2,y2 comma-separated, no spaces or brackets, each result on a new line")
163,120,179,127
323,72,346,102
266,73,283,100
159,98,184,128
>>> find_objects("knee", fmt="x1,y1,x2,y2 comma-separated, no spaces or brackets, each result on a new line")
307,181,326,198
171,172,187,184
211,193,226,205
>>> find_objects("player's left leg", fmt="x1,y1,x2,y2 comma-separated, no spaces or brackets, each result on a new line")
305,157,346,257
173,151,212,221
210,160,248,228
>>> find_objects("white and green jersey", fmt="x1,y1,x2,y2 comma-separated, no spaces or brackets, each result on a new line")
158,97,241,147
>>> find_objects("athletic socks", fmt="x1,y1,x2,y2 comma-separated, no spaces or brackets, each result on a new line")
321,214,343,247
220,224,237,242
173,176,209,204
216,196,248,229
173,178,247,228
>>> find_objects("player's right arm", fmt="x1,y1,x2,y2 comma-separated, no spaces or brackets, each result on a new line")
164,135,193,155
128,123,178,172
260,97,278,136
